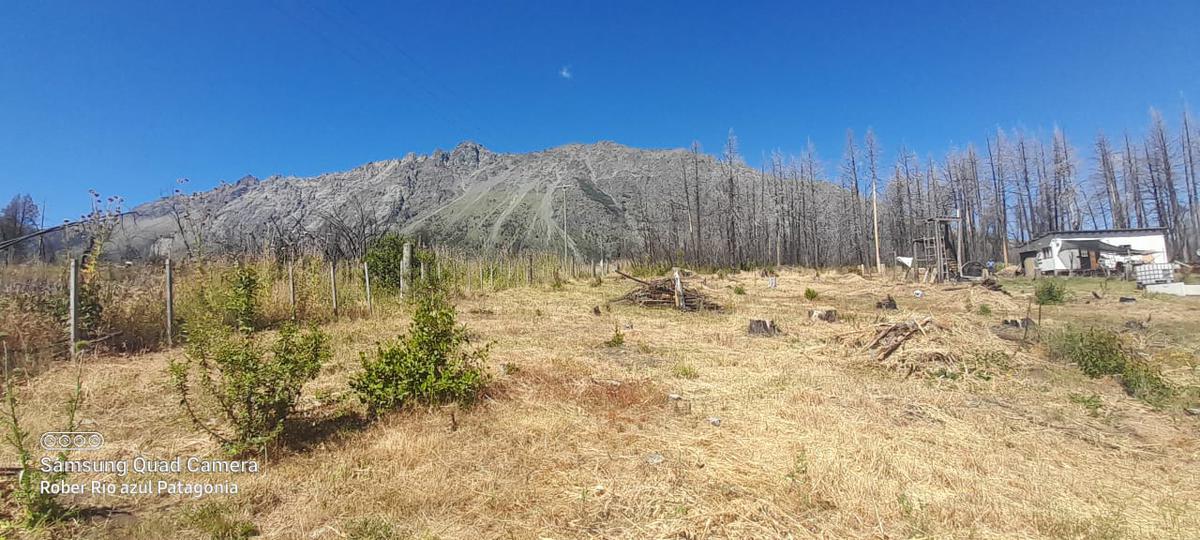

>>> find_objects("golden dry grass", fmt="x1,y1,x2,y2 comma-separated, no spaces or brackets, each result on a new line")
4,269,1200,539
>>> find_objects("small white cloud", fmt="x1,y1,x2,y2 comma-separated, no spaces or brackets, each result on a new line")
559,65,572,79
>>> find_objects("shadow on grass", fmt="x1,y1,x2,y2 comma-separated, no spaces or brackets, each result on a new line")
277,409,370,454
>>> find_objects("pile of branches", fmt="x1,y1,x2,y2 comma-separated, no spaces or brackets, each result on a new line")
615,271,720,311
976,277,1011,296
865,317,933,361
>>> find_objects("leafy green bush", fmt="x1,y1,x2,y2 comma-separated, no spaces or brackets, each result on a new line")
365,234,411,291
225,265,260,333
1047,328,1126,377
733,285,747,295
1047,328,1176,408
170,322,329,454
976,304,992,316
351,289,489,416
804,287,819,301
1118,358,1175,407
1035,280,1067,305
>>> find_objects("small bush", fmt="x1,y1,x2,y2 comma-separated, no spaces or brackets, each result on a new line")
1047,328,1176,408
1047,328,1126,378
976,304,992,316
1035,280,1067,305
225,265,261,333
804,287,819,301
733,285,746,295
170,322,329,454
603,324,625,347
1119,359,1175,407
364,233,412,291
671,363,699,379
351,289,489,416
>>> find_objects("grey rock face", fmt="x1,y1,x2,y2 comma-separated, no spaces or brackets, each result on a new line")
110,140,840,260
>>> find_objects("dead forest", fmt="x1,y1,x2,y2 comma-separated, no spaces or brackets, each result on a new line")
635,108,1200,270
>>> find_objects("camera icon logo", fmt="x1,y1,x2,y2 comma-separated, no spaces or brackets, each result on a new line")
40,431,103,451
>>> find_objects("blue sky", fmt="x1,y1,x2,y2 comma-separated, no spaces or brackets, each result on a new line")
2,0,1198,222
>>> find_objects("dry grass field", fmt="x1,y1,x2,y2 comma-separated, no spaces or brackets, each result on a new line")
4,269,1200,539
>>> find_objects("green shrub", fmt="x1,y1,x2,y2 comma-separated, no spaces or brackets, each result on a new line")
1047,328,1125,377
1047,328,1176,408
976,304,992,316
603,324,625,347
804,287,819,301
364,233,412,291
170,322,329,455
1119,359,1175,407
225,265,260,333
733,285,747,295
1035,280,1067,305
671,363,699,379
351,289,489,416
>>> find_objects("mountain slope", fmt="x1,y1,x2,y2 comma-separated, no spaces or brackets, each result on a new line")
112,141,842,261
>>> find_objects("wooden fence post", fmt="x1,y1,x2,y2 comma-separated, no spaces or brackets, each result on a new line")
527,253,534,285
400,242,412,294
165,258,174,348
68,258,78,357
330,261,339,319
672,267,685,310
288,259,296,321
363,261,373,314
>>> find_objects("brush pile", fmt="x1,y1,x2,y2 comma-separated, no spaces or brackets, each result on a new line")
615,271,720,311
865,317,934,361
976,277,1010,296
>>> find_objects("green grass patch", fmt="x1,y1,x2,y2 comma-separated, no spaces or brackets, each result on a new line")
1068,392,1103,416
670,362,699,379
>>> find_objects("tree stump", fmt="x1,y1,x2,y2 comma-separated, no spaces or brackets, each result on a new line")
748,319,779,336
808,309,838,323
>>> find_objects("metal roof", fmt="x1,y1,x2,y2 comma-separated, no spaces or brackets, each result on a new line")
1017,228,1166,253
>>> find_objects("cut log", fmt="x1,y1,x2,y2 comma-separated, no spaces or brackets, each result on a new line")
811,309,840,321
748,319,779,336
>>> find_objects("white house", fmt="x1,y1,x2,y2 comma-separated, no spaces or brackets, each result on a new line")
1017,228,1168,276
